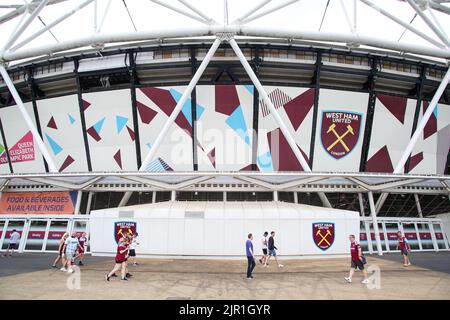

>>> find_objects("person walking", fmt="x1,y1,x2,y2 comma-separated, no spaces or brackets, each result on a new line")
52,233,69,268
105,237,130,281
259,231,269,266
396,231,412,267
128,232,140,266
61,232,79,273
76,232,88,266
264,231,284,268
344,234,369,284
3,229,21,257
246,233,256,280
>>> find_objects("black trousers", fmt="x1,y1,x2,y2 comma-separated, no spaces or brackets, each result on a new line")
247,256,256,278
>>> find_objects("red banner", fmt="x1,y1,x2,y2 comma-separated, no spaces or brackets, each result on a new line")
0,191,77,215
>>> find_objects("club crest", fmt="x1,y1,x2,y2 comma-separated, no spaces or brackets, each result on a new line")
114,221,136,244
321,111,362,159
313,222,335,251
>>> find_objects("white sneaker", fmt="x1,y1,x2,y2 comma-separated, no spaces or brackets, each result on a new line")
67,269,74,274
278,264,284,268
263,264,268,268
361,279,369,284
344,277,352,283
407,262,411,266
60,267,67,272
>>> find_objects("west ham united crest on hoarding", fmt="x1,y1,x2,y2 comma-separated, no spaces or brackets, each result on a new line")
313,222,335,251
114,221,136,243
321,110,362,159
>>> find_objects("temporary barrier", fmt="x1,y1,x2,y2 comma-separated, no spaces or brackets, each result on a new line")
1,208,449,256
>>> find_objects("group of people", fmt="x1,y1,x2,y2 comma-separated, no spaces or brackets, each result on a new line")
2,227,413,285
246,231,284,280
105,232,140,281
52,232,88,273
246,230,412,283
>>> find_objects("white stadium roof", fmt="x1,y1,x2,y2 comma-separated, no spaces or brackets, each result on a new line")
0,0,450,65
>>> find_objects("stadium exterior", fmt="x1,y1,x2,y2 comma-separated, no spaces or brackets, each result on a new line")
0,0,449,257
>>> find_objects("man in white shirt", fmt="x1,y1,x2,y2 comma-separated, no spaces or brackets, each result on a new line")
61,232,80,273
259,231,269,266
3,229,21,257
128,233,140,266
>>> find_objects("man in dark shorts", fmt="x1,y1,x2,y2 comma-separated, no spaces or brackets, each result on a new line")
3,229,20,257
345,234,369,284
396,231,411,267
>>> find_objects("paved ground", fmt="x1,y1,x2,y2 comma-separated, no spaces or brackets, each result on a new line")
0,252,449,299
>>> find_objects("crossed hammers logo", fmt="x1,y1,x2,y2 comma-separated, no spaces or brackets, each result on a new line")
326,123,354,152
316,229,332,247
117,228,133,238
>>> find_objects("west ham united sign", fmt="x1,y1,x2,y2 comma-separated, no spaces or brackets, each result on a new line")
313,222,335,251
320,111,362,159
114,221,137,244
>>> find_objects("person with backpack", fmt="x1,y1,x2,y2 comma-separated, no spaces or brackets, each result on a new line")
345,234,369,284
396,231,412,267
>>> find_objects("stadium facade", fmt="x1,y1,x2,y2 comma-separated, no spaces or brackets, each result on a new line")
0,0,449,257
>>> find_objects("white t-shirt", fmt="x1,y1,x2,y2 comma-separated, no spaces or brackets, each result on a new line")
10,231,20,244
129,238,139,250
65,237,79,254
261,236,268,249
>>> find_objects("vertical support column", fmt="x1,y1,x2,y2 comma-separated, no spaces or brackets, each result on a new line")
429,223,439,252
405,66,426,173
368,191,383,255
414,223,423,250
358,193,365,216
293,191,298,204
381,222,389,252
365,220,373,255
359,57,377,172
42,219,51,252
74,190,82,215
308,50,322,168
129,51,142,169
0,220,8,252
27,68,49,172
0,117,13,173
74,58,92,171
223,191,227,202
251,47,261,171
190,47,199,171
414,194,423,218
171,190,176,201
440,222,450,250
19,219,30,253
86,191,94,214
0,65,58,172
152,191,157,203
273,191,278,202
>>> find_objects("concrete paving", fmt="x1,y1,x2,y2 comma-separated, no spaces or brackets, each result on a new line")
0,252,449,300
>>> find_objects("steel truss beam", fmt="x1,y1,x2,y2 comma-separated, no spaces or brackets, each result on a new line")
2,25,450,62
0,172,447,194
